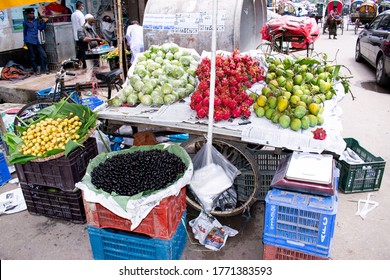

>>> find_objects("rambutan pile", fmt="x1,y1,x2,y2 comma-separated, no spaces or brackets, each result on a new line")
190,49,264,121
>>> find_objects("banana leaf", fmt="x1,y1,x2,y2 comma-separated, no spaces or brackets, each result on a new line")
81,144,192,210
3,98,98,164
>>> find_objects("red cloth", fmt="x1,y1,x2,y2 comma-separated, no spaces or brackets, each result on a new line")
260,16,320,49
44,3,68,14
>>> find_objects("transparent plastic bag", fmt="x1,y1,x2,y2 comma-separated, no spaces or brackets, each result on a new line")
190,143,241,212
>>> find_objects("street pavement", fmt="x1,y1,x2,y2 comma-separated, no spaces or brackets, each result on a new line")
0,18,390,260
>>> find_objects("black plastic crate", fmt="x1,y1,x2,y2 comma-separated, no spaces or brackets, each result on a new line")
16,137,98,192
247,146,291,200
21,183,86,223
337,138,386,193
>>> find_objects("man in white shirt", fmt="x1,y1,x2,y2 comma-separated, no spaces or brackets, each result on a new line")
125,20,144,64
71,1,86,68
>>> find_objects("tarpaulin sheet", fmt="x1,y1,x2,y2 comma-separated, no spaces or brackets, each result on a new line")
260,16,320,49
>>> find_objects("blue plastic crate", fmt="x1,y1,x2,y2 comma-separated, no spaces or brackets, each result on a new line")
263,189,337,258
0,152,11,186
36,87,80,103
81,96,104,110
87,211,187,260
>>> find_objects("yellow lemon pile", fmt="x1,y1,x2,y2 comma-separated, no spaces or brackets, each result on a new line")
19,113,82,157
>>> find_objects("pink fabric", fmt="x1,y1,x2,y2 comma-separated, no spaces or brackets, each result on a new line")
260,16,320,49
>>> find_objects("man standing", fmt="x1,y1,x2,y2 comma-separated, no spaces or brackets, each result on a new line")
71,1,85,68
77,14,104,81
125,20,144,64
327,9,338,39
101,15,117,46
23,8,49,75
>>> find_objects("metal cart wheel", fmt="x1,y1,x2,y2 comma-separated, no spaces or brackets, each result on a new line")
181,136,260,217
13,99,54,135
256,40,280,55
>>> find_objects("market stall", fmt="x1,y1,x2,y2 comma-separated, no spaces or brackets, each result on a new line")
92,40,352,220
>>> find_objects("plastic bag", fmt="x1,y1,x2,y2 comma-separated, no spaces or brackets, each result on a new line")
91,130,111,154
189,210,238,251
190,143,241,212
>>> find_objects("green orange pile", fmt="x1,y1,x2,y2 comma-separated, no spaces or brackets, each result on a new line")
253,55,349,131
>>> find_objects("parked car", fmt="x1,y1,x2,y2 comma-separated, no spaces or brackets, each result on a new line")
355,10,390,86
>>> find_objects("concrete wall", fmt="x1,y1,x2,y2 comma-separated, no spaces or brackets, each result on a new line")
0,10,24,54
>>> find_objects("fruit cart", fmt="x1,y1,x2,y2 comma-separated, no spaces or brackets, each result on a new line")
347,0,363,31
96,92,346,217
354,1,378,34
95,43,351,218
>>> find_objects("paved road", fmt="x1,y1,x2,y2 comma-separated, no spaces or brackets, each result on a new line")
314,23,390,259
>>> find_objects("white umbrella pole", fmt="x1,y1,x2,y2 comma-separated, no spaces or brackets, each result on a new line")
206,0,218,164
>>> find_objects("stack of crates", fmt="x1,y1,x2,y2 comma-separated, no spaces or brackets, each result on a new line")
84,188,188,260
16,137,98,223
262,153,338,260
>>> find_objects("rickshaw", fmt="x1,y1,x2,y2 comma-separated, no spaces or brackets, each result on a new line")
277,1,297,16
347,0,363,30
315,2,326,26
323,0,344,35
354,1,378,34
378,1,390,13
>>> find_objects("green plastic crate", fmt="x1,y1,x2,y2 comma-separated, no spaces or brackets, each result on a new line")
337,138,386,193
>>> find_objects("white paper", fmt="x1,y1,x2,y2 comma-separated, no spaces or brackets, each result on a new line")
0,187,27,215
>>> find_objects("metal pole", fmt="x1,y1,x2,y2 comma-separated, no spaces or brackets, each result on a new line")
116,0,125,80
206,0,218,164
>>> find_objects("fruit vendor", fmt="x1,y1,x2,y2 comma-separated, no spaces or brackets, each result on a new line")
77,14,105,81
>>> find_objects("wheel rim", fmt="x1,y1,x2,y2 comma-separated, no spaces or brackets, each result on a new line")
376,58,384,82
13,101,54,135
181,137,259,217
355,43,360,60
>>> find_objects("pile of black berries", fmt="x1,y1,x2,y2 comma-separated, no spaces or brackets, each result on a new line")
91,150,186,196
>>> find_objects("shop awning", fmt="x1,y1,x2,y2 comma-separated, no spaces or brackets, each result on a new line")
0,1,54,10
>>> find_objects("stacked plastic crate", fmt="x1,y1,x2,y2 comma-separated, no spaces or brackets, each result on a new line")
15,137,98,223
262,152,338,260
83,188,188,260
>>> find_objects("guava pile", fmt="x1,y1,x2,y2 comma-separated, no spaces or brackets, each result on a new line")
109,42,199,107
253,55,350,131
